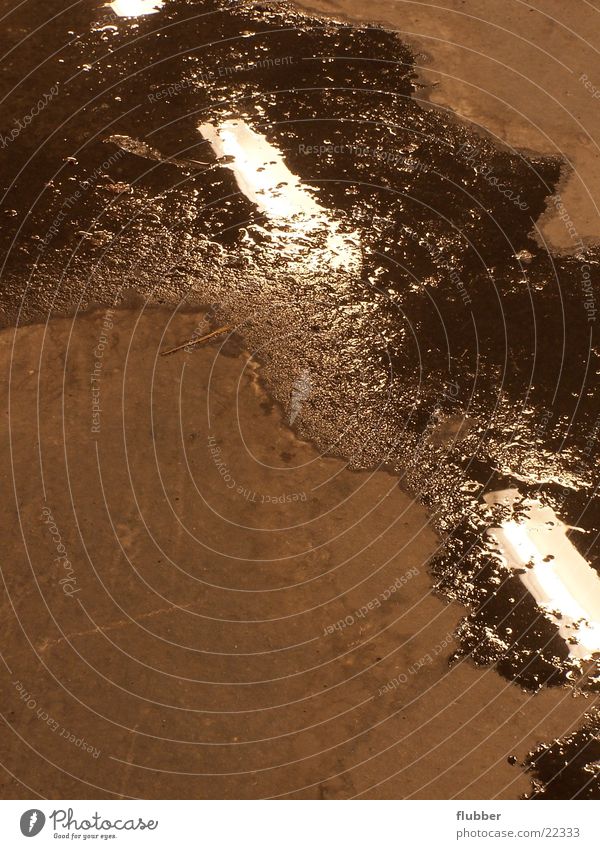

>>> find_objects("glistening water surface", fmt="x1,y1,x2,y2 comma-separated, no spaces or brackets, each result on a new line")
2,0,600,796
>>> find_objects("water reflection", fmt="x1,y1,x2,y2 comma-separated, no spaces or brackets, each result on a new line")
485,489,600,663
199,119,361,272
108,0,164,17
3,0,600,793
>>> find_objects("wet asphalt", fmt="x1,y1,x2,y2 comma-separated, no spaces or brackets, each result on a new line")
2,0,600,797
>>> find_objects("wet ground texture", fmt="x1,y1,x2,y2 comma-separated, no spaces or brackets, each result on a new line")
1,0,600,797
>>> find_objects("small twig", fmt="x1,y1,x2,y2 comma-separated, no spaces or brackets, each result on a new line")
160,325,231,357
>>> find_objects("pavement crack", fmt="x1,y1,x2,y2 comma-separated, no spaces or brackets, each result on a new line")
36,602,195,653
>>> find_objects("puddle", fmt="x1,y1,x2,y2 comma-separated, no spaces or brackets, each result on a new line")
2,0,600,797
2,0,597,693
2,0,598,695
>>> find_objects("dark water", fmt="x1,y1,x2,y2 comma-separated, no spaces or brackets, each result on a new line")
524,709,600,799
2,0,600,797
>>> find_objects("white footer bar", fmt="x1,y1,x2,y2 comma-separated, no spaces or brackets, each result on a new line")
0,800,597,847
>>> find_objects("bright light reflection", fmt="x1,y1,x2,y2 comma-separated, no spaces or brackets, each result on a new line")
199,119,361,272
108,0,164,17
486,489,600,660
